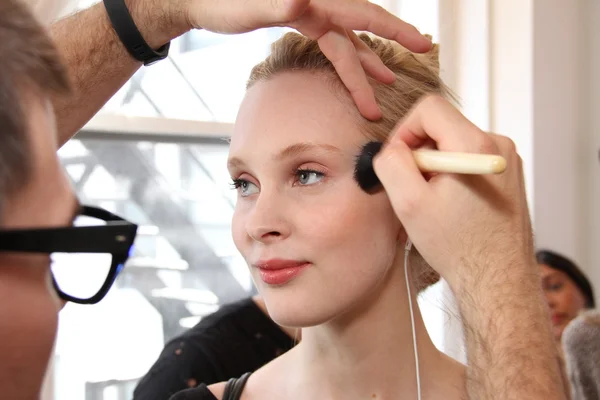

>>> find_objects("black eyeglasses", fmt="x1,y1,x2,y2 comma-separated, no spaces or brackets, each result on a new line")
0,206,138,304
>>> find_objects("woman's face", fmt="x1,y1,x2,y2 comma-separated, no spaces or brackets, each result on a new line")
229,72,402,327
540,264,587,340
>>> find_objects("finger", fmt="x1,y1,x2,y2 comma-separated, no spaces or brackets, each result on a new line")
318,29,382,120
277,0,312,22
324,1,432,53
373,139,431,221
348,31,396,84
228,0,311,31
487,133,517,156
392,94,500,154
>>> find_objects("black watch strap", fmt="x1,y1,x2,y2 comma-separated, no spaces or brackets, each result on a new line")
103,0,170,66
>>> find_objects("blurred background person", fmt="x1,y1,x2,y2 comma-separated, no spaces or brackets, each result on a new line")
537,249,595,344
537,250,598,399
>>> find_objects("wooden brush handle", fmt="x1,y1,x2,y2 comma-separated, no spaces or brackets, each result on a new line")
413,150,507,174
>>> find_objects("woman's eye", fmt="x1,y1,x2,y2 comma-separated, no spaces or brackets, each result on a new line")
544,281,564,292
231,179,259,197
296,169,324,186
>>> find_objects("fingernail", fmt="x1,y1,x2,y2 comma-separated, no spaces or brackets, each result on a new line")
373,106,383,120
386,67,396,81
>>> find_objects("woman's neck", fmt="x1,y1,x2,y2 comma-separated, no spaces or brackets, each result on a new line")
289,261,464,399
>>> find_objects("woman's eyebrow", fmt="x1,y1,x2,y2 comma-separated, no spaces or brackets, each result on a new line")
227,142,343,171
274,142,343,161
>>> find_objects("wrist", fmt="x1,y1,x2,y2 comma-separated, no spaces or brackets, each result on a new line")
125,0,191,49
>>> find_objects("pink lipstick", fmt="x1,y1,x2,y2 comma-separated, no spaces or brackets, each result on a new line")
254,259,310,285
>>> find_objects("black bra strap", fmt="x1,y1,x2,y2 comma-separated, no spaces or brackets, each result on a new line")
222,372,252,400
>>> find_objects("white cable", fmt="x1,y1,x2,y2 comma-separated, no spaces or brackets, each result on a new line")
404,239,421,400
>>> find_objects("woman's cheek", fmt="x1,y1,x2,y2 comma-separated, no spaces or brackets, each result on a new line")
231,207,248,253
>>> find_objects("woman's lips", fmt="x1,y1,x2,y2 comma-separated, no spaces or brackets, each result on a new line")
254,259,310,285
551,313,566,325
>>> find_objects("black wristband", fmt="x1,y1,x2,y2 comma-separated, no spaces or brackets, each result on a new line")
103,0,170,66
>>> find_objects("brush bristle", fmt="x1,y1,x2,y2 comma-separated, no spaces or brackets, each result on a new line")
354,141,383,193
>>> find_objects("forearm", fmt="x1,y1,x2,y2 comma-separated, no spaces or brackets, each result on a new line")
49,0,189,148
452,262,568,399
50,3,139,147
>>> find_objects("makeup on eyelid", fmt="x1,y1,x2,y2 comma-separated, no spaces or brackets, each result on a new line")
229,160,345,195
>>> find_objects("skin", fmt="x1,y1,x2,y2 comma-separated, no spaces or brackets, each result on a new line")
251,295,299,339
49,0,432,148
540,264,587,341
0,89,79,400
215,71,466,399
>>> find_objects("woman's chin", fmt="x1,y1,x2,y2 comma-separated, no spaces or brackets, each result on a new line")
261,291,336,328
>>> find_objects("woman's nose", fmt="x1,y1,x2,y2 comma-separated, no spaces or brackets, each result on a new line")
245,192,291,243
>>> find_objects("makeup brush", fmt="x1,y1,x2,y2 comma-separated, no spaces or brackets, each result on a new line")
354,141,507,193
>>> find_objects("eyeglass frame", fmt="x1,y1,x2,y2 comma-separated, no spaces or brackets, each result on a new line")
0,205,138,304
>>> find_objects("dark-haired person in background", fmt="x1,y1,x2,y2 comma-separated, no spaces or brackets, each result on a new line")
536,250,600,399
537,249,595,343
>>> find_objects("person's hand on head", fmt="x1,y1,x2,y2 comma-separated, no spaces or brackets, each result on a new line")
372,94,534,288
131,0,432,120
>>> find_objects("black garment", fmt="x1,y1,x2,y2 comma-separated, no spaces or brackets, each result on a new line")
168,373,252,400
134,298,293,400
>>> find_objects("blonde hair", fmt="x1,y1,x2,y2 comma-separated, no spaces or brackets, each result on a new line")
248,32,453,140
247,32,452,290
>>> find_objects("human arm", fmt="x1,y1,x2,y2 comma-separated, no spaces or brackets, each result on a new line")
373,95,568,399
49,3,143,148
49,0,432,148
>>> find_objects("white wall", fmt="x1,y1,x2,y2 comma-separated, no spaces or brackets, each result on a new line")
444,0,599,288
490,0,535,208
531,0,585,279
530,0,599,291
585,0,600,294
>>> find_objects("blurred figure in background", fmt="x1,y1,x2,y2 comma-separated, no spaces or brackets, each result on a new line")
537,249,595,343
537,249,599,399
